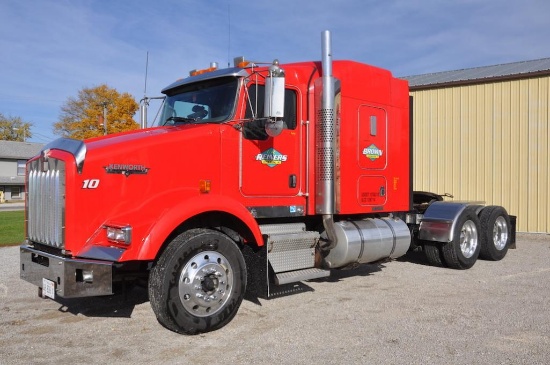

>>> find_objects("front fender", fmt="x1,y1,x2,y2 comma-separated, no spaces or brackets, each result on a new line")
132,194,264,261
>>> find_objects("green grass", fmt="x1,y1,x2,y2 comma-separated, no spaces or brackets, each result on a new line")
0,211,25,246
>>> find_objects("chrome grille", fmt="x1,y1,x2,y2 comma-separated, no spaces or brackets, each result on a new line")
27,158,65,248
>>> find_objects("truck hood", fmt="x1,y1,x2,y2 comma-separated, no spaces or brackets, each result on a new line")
85,125,210,153
43,124,222,174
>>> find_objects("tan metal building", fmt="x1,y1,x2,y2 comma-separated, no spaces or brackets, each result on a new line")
403,58,550,233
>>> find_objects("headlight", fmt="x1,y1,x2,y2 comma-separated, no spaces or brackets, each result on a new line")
105,225,132,245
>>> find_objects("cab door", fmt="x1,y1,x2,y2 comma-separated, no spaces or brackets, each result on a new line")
357,104,388,206
239,84,302,200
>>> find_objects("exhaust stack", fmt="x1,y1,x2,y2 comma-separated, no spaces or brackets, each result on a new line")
316,30,338,249
316,30,335,215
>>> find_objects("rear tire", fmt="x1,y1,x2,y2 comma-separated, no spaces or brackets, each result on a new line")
479,206,511,261
148,228,247,334
423,242,447,267
441,207,481,270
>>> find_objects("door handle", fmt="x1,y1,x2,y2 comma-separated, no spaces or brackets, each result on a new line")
289,174,297,188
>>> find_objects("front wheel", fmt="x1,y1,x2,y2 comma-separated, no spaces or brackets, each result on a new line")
441,207,481,270
148,229,247,334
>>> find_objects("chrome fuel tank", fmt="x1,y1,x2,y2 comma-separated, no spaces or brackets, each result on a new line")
324,217,411,269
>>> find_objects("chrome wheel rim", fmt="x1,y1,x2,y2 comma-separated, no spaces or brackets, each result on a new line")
459,220,478,258
178,251,233,317
493,216,509,251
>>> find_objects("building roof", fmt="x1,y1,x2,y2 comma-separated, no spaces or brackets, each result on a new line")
402,58,550,90
0,176,25,185
0,140,44,159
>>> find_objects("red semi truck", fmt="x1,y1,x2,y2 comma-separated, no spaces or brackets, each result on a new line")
20,31,515,334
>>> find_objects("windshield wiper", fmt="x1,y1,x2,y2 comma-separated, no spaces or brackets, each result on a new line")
164,116,198,125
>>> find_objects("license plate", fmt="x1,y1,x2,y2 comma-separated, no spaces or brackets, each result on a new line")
42,278,56,299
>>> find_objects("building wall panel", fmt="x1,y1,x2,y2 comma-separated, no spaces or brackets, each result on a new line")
410,75,550,232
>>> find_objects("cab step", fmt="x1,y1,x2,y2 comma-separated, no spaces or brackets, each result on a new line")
275,268,330,285
260,223,320,273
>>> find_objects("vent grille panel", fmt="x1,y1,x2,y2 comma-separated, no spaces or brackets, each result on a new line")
28,159,65,248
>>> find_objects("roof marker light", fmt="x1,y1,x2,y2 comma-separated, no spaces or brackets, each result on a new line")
189,62,219,77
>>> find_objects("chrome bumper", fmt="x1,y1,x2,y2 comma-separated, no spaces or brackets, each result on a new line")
20,245,113,298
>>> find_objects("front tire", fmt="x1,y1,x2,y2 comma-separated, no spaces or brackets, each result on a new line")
148,229,247,334
441,207,481,270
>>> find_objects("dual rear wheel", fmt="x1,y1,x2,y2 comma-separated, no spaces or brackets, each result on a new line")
479,206,511,261
424,206,511,269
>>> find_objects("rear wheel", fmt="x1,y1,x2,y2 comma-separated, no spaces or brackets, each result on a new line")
423,242,447,267
148,228,246,334
479,206,511,261
441,208,481,270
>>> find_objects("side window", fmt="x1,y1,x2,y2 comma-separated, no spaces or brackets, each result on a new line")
243,85,297,140
17,160,26,176
173,101,210,119
11,186,21,199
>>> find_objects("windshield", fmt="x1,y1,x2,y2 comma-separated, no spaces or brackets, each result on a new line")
159,76,239,126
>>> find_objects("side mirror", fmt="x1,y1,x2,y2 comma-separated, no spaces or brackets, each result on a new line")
264,60,285,137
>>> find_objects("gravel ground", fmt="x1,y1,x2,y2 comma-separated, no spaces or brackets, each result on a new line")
1,233,549,365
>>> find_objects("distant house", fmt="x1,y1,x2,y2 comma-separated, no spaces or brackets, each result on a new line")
0,141,44,202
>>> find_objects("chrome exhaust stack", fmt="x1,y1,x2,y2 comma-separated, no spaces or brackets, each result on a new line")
316,30,338,249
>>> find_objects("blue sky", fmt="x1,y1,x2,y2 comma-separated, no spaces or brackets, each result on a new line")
1,0,549,143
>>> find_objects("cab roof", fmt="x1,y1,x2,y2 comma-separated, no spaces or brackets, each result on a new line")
161,67,249,94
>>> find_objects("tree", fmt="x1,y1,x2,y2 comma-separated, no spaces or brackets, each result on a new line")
0,113,33,141
54,84,140,140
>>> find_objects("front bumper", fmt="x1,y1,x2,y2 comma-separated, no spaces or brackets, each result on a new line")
20,244,113,298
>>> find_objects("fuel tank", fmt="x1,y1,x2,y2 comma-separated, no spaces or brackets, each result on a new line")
323,217,411,269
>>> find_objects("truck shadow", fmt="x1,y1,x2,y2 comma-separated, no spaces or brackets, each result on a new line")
399,248,432,266
54,285,149,318
52,252,429,318
318,262,386,283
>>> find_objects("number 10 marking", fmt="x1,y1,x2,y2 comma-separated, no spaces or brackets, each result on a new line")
82,179,100,189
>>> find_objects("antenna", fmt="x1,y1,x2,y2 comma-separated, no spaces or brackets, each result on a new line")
139,52,166,129
227,3,231,67
144,51,149,95
141,51,150,129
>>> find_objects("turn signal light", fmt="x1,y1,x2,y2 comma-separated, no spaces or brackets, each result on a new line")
199,180,211,193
